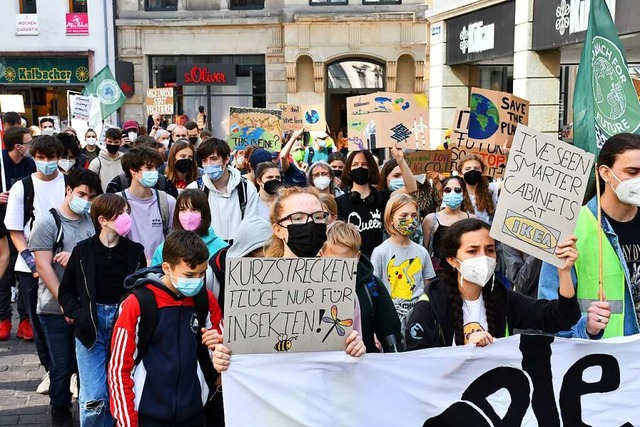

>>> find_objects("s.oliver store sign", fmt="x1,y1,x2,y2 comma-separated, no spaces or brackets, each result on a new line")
176,64,236,86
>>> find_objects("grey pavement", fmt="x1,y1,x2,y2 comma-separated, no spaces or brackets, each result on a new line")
0,304,79,426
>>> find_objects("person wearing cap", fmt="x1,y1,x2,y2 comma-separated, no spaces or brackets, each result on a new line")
248,148,273,180
121,120,139,153
304,130,334,166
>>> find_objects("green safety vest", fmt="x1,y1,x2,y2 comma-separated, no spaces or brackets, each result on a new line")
574,206,625,338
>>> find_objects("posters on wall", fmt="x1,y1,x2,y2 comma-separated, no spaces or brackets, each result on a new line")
347,92,429,150
490,125,594,267
405,150,452,175
224,257,358,354
145,88,174,116
228,107,283,152
278,104,326,132
223,334,640,426
468,87,529,148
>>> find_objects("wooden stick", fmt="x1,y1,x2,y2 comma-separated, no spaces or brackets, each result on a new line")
595,163,605,301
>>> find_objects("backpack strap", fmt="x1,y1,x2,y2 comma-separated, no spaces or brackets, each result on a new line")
49,208,65,254
22,176,35,228
154,189,170,236
193,287,219,399
237,177,247,219
118,173,129,191
131,287,159,365
157,175,167,192
307,146,315,164
210,247,228,311
198,177,210,197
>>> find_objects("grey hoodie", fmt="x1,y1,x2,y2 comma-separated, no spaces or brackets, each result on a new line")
89,149,124,192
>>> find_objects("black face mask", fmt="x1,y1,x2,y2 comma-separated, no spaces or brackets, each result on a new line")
285,221,327,258
463,170,482,186
350,167,370,186
189,136,199,145
263,179,282,196
175,158,193,174
106,143,120,154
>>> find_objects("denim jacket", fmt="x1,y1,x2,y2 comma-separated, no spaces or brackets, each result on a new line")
538,196,640,339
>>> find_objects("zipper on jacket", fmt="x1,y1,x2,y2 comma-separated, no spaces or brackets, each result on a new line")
80,260,98,350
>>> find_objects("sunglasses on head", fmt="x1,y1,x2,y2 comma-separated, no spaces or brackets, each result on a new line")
443,187,463,194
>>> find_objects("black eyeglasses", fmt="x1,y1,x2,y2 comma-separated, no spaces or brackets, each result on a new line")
278,211,329,225
443,187,463,194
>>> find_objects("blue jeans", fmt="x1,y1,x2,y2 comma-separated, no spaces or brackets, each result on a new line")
39,313,76,408
19,272,49,370
75,304,117,427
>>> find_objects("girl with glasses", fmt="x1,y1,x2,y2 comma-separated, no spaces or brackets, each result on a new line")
423,177,475,271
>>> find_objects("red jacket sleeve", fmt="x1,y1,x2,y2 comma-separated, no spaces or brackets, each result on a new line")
109,294,141,427
206,289,222,333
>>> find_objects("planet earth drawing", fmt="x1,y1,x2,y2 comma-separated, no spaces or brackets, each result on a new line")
305,109,320,124
468,93,500,140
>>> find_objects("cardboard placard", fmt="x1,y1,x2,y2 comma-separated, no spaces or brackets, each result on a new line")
490,125,594,267
145,88,174,116
0,95,25,113
228,107,283,152
468,88,529,148
224,257,358,355
278,104,304,131
278,104,326,132
405,150,452,174
450,108,508,178
347,92,429,150
71,95,91,122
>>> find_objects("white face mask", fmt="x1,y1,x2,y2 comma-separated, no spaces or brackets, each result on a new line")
58,159,76,172
609,169,640,207
42,128,54,136
128,131,138,143
456,256,496,288
314,175,331,190
85,137,97,146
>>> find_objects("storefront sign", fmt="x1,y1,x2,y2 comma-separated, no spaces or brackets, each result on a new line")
0,57,90,85
16,14,38,35
445,1,515,65
533,0,640,50
176,64,236,86
66,13,89,35
146,88,174,115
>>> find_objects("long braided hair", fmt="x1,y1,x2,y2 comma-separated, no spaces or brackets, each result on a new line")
439,218,501,345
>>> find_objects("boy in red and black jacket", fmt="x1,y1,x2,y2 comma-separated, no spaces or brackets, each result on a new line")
109,230,222,427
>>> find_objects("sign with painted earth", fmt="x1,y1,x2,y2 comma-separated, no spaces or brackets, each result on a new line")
468,93,500,140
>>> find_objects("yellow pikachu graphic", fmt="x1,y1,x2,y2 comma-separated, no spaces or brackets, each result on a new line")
387,256,422,300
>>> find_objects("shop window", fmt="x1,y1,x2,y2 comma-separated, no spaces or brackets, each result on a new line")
145,0,178,11
479,66,513,94
19,0,37,13
327,60,384,90
309,0,347,6
69,0,88,13
230,0,264,10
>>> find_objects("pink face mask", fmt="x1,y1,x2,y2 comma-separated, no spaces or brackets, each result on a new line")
110,212,132,236
179,211,202,231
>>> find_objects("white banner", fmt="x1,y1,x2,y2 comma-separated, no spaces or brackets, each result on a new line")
223,335,640,426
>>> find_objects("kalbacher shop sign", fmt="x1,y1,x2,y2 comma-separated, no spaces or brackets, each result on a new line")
176,64,236,86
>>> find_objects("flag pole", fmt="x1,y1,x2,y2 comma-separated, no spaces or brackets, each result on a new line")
595,163,605,301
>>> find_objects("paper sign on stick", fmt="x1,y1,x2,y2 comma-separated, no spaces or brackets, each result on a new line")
405,150,452,175
145,88,174,116
228,107,283,152
71,95,91,122
468,88,529,148
490,125,594,267
224,257,357,355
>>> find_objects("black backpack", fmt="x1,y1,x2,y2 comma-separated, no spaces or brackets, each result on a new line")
197,176,248,220
48,208,65,254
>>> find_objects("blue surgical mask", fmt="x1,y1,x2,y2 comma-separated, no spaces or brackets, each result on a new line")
170,273,204,297
69,196,91,215
204,164,224,181
389,178,405,191
139,170,159,188
443,192,463,209
36,160,59,176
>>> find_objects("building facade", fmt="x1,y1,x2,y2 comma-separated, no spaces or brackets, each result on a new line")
0,0,116,129
115,0,430,139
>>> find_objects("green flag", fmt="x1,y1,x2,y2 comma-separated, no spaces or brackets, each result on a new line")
573,0,640,156
81,66,125,121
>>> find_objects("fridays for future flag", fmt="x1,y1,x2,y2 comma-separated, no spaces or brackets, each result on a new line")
81,66,125,123
573,0,640,156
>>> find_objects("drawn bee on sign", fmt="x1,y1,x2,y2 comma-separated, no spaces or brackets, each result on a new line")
274,334,297,352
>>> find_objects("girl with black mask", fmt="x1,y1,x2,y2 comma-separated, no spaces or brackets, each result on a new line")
458,154,499,224
336,147,417,257
255,161,282,221
164,139,200,192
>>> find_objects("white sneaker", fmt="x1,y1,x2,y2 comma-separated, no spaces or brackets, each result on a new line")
70,373,79,400
36,371,50,395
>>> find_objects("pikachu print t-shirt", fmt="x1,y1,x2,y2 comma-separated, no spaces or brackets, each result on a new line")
370,239,436,321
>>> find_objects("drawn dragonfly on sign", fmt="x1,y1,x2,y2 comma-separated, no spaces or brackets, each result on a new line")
321,305,353,343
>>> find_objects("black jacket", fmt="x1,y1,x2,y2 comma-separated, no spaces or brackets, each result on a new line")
58,236,146,349
404,276,581,351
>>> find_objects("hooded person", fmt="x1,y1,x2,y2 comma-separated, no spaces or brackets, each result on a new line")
89,127,125,192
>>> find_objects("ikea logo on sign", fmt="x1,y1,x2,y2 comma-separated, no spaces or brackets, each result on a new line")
503,210,560,253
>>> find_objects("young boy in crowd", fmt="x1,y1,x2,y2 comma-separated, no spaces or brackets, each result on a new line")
320,221,402,353
109,230,222,427
89,127,124,192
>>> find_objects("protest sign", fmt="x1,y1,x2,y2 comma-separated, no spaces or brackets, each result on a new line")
490,125,594,267
71,95,91,122
0,94,25,113
468,87,529,148
277,104,326,132
145,88,174,116
224,334,640,426
405,150,452,175
98,123,118,147
228,107,283,152
347,92,429,150
450,108,507,178
224,257,357,354
278,104,304,131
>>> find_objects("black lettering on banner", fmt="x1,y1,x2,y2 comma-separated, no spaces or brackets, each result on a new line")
520,334,560,426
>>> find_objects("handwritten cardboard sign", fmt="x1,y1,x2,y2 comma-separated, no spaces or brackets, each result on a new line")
228,107,283,152
490,125,594,267
224,257,358,355
278,104,304,131
406,150,452,174
71,95,91,122
145,88,174,116
347,92,429,150
468,88,529,148
450,108,508,178
278,104,326,132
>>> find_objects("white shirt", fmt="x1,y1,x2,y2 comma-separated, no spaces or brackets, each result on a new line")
462,294,488,344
